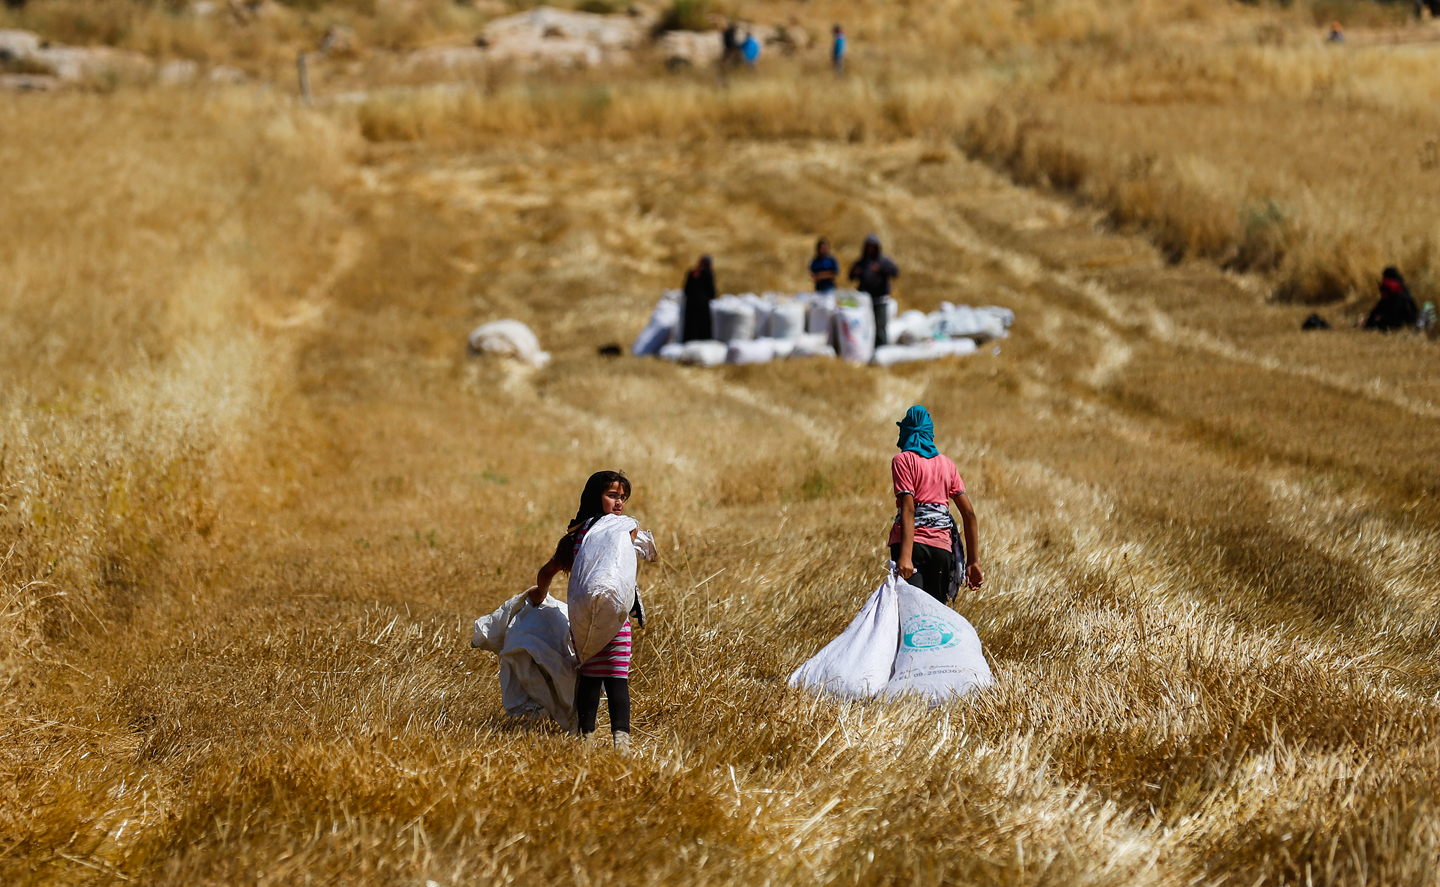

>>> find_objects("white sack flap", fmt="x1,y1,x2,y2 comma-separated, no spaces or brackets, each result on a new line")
568,514,640,662
787,574,900,700
633,529,657,562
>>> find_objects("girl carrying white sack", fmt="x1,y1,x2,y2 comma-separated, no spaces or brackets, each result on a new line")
530,471,656,750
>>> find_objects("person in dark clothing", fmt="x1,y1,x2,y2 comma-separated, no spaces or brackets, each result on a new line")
1363,267,1419,331
848,234,900,348
721,22,742,69
809,237,839,292
682,255,717,342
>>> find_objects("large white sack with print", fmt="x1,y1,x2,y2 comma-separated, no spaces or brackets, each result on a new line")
789,566,992,704
883,581,993,703
835,305,876,364
472,590,578,733
568,514,640,662
786,573,900,700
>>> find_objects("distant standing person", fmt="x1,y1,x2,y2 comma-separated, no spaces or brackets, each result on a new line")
682,255,717,342
742,32,760,68
721,21,742,69
1362,266,1419,331
848,233,900,348
832,25,846,75
888,405,982,605
809,237,839,292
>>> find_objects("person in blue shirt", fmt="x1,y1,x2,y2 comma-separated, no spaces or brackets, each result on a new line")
832,25,846,75
742,32,760,68
809,238,839,292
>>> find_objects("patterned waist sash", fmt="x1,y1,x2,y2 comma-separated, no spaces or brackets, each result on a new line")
894,501,964,603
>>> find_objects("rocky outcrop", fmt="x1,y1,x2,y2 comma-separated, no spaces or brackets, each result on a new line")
0,28,151,87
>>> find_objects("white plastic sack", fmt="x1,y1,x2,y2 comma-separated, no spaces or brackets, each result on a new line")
930,304,1009,342
711,296,757,342
789,333,836,359
467,320,551,368
679,340,727,367
892,309,933,345
789,566,993,705
806,294,837,336
872,338,976,367
786,575,899,700
744,294,773,338
657,342,684,362
632,291,681,356
769,337,797,359
941,337,979,358
836,289,872,313
472,590,578,733
835,305,876,364
568,514,640,662
978,306,1015,330
872,343,936,368
727,338,776,365
768,299,807,340
884,581,992,702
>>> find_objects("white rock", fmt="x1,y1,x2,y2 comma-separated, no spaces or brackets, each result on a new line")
158,59,200,84
0,29,41,59
206,65,247,84
467,320,551,368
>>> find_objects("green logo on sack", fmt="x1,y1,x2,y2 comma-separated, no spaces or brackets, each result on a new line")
902,615,958,650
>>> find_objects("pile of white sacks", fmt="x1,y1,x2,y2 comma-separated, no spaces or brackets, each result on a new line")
631,290,1014,368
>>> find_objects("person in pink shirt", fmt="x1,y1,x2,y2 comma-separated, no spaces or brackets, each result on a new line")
889,405,983,604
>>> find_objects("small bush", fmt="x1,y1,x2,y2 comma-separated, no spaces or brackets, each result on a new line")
658,0,712,32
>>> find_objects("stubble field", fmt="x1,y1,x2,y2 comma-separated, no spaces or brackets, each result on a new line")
4,2,1440,883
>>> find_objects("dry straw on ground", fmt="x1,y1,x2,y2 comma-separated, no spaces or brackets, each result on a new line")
3,0,1440,883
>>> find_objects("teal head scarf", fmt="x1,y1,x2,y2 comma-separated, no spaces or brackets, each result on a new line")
896,405,938,458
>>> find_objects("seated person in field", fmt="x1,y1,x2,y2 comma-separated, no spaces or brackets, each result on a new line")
1362,267,1419,331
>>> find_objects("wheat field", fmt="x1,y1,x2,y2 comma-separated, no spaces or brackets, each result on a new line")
4,0,1440,883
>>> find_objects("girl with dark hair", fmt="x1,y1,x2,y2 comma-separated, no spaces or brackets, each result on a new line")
529,471,651,749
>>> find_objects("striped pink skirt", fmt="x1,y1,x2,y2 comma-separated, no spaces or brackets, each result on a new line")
578,620,632,678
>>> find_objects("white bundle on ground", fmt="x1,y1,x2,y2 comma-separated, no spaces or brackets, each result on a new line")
788,566,993,704
790,333,836,358
835,305,876,364
631,291,681,356
890,309,934,345
768,298,808,339
467,320,551,368
726,338,776,365
657,342,684,362
711,296,758,342
568,514,640,662
679,340,727,367
872,337,977,367
979,306,1015,330
931,303,1011,342
770,337,796,359
472,590,577,733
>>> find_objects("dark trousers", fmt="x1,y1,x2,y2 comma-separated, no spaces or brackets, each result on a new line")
872,297,889,348
891,541,956,605
575,675,630,734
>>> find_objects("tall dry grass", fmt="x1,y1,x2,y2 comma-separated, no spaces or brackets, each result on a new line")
4,0,1440,883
